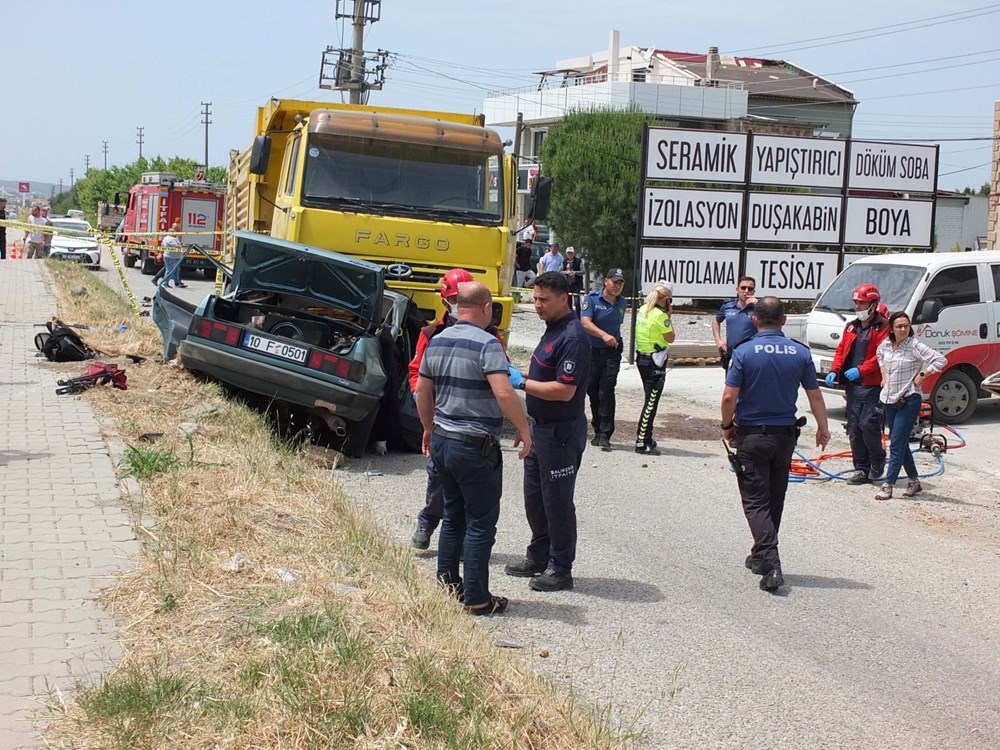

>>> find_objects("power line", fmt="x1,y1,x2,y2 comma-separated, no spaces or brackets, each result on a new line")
938,161,993,177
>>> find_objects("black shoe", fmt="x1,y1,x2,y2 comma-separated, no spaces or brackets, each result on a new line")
597,434,611,452
635,443,661,455
744,554,765,575
590,435,601,447
529,569,573,591
410,526,432,550
465,594,508,616
760,567,784,591
437,575,464,602
505,557,547,577
869,462,885,481
845,471,871,486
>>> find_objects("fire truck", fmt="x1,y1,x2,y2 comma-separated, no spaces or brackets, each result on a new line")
118,172,225,276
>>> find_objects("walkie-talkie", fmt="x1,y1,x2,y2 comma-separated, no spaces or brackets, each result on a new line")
722,439,745,477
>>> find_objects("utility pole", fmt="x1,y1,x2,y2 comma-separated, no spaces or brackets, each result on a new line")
319,1,387,102
70,168,75,189
59,179,63,195
84,154,90,173
102,140,109,169
136,126,145,159
201,102,212,170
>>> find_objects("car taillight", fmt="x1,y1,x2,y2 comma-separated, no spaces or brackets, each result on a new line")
307,350,364,382
191,316,241,346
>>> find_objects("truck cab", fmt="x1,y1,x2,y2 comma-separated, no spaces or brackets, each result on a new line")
808,251,1000,423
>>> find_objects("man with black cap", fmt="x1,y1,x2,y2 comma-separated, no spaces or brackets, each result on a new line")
580,267,627,451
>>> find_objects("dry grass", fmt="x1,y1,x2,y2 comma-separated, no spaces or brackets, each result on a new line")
42,261,641,750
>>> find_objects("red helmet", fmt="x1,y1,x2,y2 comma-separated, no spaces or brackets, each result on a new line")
852,283,880,304
876,303,889,319
440,268,473,300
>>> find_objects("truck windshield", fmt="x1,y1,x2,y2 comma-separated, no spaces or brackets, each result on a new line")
815,262,925,313
301,134,502,225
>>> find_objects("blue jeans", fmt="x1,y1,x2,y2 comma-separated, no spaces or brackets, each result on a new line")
163,254,183,286
430,432,502,608
883,393,921,485
416,457,444,533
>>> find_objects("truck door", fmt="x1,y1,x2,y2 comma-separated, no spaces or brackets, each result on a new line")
271,133,301,240
912,263,989,371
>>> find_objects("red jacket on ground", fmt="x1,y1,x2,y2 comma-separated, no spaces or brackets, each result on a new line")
830,314,889,386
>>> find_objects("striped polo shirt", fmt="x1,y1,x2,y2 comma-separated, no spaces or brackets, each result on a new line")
418,320,509,438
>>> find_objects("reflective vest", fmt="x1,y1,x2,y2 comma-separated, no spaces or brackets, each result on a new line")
635,306,672,354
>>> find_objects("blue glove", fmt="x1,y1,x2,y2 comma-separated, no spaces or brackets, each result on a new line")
508,363,525,389
844,367,861,382
824,372,837,387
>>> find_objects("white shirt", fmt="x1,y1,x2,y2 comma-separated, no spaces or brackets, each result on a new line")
522,224,536,242
876,337,947,404
161,233,184,257
27,215,46,244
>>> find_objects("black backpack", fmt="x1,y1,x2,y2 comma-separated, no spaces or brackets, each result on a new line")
35,322,95,362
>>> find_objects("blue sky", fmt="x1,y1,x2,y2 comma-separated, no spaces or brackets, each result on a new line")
1,0,997,191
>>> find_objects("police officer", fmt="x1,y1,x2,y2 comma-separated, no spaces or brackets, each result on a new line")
721,297,830,592
505,272,591,592
825,283,889,485
713,276,758,370
580,267,627,451
634,280,676,455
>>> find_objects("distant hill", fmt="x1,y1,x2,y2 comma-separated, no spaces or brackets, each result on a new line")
0,178,63,201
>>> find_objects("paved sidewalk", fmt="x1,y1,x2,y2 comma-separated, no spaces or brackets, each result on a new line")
0,262,138,749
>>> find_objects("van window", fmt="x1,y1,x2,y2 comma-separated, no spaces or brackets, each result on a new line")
814,262,924,314
913,265,981,323
991,264,1000,300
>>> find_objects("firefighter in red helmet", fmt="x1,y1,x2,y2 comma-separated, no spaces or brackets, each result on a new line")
825,283,890,484
408,268,507,549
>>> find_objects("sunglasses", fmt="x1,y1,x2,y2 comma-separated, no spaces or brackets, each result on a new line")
739,286,755,291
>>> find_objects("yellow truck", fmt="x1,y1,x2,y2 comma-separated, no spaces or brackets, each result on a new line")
225,99,548,332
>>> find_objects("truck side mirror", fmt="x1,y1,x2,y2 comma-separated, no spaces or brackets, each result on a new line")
528,176,552,221
249,136,272,175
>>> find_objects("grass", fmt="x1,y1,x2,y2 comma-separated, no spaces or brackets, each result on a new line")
41,260,641,750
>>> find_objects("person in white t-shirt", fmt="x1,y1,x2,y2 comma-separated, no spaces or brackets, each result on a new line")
24,206,46,259
159,221,187,288
522,221,537,243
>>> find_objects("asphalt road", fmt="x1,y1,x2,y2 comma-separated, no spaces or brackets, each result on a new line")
94,242,222,312
92,256,1000,748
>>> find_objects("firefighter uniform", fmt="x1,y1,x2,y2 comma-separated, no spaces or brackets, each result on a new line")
521,311,591,577
726,330,818,580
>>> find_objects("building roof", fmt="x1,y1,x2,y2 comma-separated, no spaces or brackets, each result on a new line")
653,50,857,105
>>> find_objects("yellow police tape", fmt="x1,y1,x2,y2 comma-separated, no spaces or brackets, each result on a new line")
99,230,142,317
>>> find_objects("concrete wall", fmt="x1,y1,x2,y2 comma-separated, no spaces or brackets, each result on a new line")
934,195,988,252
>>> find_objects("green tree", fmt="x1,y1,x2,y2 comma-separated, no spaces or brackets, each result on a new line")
539,107,655,281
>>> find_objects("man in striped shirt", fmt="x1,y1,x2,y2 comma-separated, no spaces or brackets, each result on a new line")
416,282,532,616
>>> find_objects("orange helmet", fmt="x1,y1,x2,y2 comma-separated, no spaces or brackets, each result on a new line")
440,268,473,300
852,283,880,304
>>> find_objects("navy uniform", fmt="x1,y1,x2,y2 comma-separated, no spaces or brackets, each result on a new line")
506,307,591,590
580,269,627,448
723,318,827,592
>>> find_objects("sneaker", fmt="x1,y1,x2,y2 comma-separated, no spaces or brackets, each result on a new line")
901,479,923,497
760,567,784,591
410,526,432,550
635,443,661,455
175,282,188,288
874,483,893,501
597,434,612,452
504,557,547,577
529,569,574,592
845,471,871,485
869,461,885,481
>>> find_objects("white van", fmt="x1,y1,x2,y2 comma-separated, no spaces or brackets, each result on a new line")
806,251,1000,424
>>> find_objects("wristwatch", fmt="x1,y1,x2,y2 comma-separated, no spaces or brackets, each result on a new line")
518,378,527,391
720,420,735,430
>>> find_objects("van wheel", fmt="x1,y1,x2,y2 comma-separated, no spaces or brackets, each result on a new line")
931,370,978,424
123,252,137,268
139,249,156,275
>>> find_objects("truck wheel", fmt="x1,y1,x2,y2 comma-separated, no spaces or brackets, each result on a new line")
203,267,217,279
931,370,978,425
139,249,157,275
123,252,137,268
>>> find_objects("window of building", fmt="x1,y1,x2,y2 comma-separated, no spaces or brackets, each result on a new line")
632,68,647,82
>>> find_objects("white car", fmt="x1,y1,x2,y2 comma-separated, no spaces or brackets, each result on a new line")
48,218,101,269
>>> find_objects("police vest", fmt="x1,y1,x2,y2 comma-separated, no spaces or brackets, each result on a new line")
635,306,672,354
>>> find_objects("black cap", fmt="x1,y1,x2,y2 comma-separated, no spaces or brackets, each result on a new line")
605,268,625,281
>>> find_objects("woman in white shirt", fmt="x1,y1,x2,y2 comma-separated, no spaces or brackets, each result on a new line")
874,311,947,501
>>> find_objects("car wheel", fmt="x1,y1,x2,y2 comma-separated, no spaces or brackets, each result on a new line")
139,249,157,275
931,369,978,425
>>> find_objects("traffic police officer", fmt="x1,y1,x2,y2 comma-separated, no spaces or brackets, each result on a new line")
713,276,758,370
720,297,831,592
634,280,676,454
506,272,591,592
580,267,627,451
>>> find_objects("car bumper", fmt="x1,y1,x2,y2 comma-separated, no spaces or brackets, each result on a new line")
177,338,381,423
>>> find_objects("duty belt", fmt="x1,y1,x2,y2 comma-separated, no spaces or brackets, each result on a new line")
737,425,798,436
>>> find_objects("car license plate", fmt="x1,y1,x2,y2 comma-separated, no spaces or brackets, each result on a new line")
242,333,307,364
819,358,833,375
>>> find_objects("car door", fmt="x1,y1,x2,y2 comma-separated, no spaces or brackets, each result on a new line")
911,263,988,370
